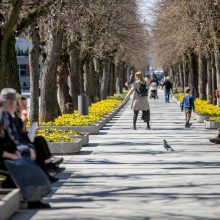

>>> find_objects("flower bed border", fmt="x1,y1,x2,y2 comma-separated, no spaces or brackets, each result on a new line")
40,100,128,134
204,120,220,129
0,189,20,220
48,139,83,154
75,133,89,146
193,112,211,123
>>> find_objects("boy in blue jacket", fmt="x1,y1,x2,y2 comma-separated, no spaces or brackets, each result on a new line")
181,87,195,128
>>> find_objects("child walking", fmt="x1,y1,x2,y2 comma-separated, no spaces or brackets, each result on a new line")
181,87,195,128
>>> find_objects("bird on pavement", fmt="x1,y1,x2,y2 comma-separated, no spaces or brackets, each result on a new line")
163,139,174,151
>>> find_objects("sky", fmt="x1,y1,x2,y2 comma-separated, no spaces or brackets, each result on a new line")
137,0,158,24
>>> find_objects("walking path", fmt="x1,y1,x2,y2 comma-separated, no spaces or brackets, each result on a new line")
11,91,220,220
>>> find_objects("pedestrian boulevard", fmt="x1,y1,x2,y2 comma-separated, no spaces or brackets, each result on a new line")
11,91,220,220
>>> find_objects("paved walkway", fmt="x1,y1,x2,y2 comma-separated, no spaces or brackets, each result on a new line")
11,91,220,220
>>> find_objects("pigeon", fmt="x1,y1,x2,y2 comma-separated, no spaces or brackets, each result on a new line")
163,139,174,151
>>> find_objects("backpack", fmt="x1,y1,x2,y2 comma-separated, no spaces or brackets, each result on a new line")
136,82,148,97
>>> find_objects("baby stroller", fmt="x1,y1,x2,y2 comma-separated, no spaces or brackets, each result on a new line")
150,82,159,99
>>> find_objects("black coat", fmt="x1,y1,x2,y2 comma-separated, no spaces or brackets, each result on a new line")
162,80,173,91
0,130,17,170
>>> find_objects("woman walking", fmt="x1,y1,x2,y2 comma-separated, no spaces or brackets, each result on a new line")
124,71,151,130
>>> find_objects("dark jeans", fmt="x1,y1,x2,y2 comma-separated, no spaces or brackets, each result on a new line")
164,90,170,102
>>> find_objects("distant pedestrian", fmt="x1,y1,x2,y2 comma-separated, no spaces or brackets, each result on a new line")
162,76,173,103
152,73,159,86
181,87,195,128
123,71,151,130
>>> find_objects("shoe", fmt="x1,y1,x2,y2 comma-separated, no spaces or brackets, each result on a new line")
133,126,137,130
50,157,63,165
28,201,51,209
210,138,216,143
48,175,59,183
185,123,192,128
46,163,65,173
210,137,220,144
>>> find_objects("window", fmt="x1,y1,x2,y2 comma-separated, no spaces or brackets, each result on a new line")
19,64,30,76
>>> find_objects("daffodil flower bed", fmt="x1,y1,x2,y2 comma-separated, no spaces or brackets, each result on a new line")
123,89,129,93
208,117,220,122
37,129,81,142
173,93,220,117
194,99,220,116
173,93,184,101
108,94,125,100
40,98,121,127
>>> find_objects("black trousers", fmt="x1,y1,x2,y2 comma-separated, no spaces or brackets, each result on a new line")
33,136,52,170
141,110,150,123
133,110,150,125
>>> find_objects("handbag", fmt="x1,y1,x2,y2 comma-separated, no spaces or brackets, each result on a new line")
4,157,51,201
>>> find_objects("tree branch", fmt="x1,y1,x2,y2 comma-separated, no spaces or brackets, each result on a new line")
16,7,48,36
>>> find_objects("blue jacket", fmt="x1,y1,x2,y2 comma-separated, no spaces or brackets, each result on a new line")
181,95,195,110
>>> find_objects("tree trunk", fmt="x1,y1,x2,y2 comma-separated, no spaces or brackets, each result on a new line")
79,49,90,95
213,36,220,106
93,57,101,101
101,61,110,99
182,55,188,89
121,62,127,91
207,53,213,104
198,53,207,100
109,62,116,96
0,35,21,91
84,56,95,103
169,66,174,81
88,56,95,102
115,62,123,94
29,23,40,124
0,0,23,91
57,50,72,114
69,46,80,109
176,64,180,90
188,52,198,98
8,37,20,91
178,63,184,92
40,29,63,122
211,51,217,104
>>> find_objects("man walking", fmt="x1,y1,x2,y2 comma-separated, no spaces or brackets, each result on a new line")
162,76,173,103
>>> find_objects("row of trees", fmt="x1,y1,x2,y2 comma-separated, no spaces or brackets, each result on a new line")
151,0,220,105
0,0,149,122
